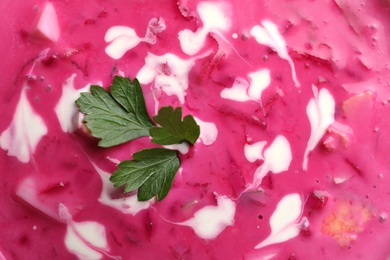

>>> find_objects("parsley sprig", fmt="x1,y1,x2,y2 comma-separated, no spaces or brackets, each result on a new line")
150,106,200,145
76,77,153,147
76,76,200,201
109,148,180,201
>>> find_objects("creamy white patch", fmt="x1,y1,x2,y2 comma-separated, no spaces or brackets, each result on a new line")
54,74,92,133
178,2,231,55
247,135,292,190
34,2,60,42
220,77,251,102
15,177,63,222
244,141,267,163
0,88,48,163
105,26,142,59
137,52,195,107
65,221,107,260
220,69,271,102
303,85,335,170
244,252,278,260
194,117,218,145
164,143,190,154
250,20,300,87
247,69,271,100
334,176,352,184
255,193,305,249
105,17,166,59
59,204,120,260
177,195,236,240
91,162,153,215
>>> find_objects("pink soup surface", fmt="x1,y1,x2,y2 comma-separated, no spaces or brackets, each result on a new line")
1,0,390,259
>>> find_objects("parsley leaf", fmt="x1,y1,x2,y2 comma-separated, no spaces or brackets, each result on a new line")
77,76,201,201
150,106,200,145
109,148,180,201
76,76,154,147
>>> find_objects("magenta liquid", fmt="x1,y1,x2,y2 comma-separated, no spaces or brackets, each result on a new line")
1,0,390,259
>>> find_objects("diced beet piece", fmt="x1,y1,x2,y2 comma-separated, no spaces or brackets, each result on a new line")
306,190,329,210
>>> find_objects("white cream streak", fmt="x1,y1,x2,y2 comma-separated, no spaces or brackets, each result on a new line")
255,193,306,249
303,85,335,171
0,88,48,163
250,20,300,87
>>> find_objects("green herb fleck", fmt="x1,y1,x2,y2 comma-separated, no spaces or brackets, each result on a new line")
150,106,200,145
76,76,154,147
109,148,180,201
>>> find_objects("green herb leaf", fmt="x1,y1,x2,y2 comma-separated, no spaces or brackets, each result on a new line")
76,76,154,147
149,106,200,145
76,76,201,202
109,148,180,201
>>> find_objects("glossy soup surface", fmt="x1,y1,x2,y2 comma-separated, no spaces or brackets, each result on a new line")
1,0,390,259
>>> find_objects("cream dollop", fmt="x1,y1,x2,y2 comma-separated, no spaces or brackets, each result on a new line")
246,135,292,190
105,17,166,59
178,1,231,55
54,74,94,133
250,20,300,87
303,85,335,170
176,195,236,240
0,88,47,163
255,193,306,249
